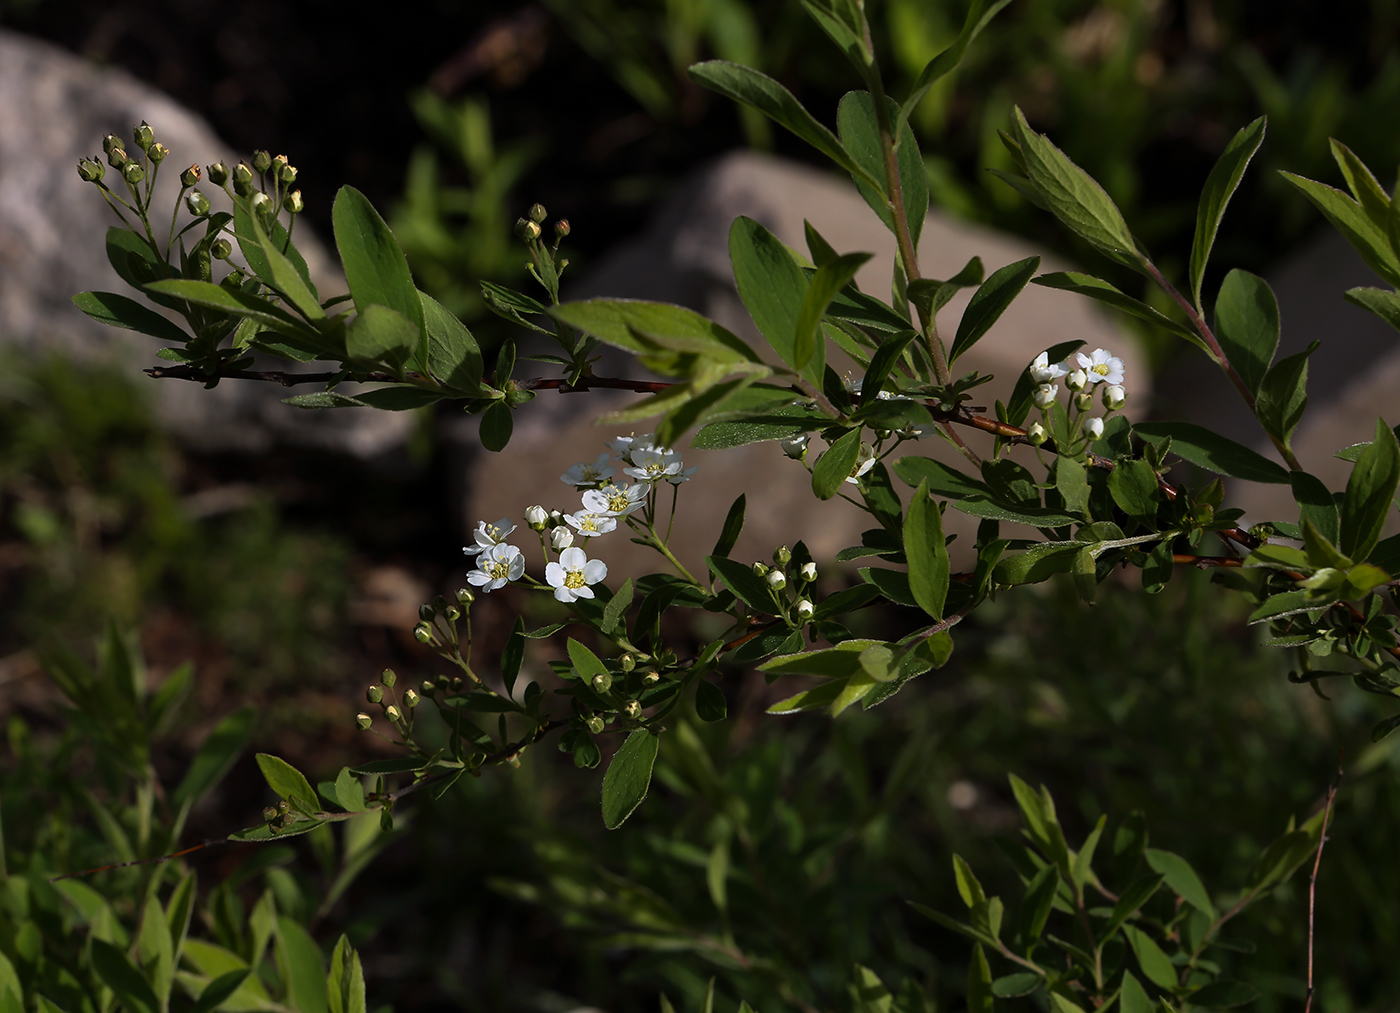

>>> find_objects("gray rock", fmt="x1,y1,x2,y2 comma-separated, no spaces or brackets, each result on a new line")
0,29,410,458
454,152,1146,576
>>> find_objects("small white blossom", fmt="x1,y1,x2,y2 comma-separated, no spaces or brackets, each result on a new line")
546,546,607,602
666,464,699,485
780,434,808,459
1030,351,1069,384
1084,416,1105,440
550,526,574,551
564,510,618,537
625,447,688,484
1032,383,1058,409
463,518,516,557
768,570,787,590
1103,384,1126,410
1065,369,1088,392
796,599,815,618
607,432,656,464
524,505,548,529
1028,421,1048,445
582,482,647,517
1075,348,1125,386
800,562,817,582
560,453,616,488
845,442,877,485
465,543,525,592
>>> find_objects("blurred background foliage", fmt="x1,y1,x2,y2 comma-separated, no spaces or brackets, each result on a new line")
3,0,1400,1010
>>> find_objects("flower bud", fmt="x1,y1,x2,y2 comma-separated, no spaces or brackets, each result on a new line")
148,142,169,163
133,121,154,151
107,146,129,169
1031,383,1058,409
624,699,642,720
282,190,304,214
620,654,636,672
767,570,787,590
1074,391,1093,412
385,705,402,722
554,219,571,239
207,161,229,186
262,806,279,822
591,672,612,694
250,191,273,218
752,561,769,577
514,217,542,242
77,159,104,182
251,149,272,174
382,668,397,688
366,685,383,704
586,714,605,735
180,163,201,186
456,587,475,607
528,202,547,224
800,562,817,582
796,598,815,618
403,689,420,708
1027,421,1048,446
1065,369,1088,392
414,622,433,643
1084,417,1105,440
185,190,210,216
525,504,548,530
551,526,574,551
122,161,145,184
103,133,126,157
445,604,461,622
643,672,659,684
211,238,233,260
420,679,436,698
276,799,290,814
780,434,808,459
231,162,254,195
419,603,436,622
1103,384,1126,410
773,545,791,566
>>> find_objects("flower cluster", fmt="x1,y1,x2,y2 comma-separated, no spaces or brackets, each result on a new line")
1025,347,1127,451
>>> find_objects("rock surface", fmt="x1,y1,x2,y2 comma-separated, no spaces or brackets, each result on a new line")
0,28,409,458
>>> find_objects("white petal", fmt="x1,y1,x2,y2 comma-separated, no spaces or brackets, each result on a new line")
572,585,595,599
553,586,575,602
545,562,565,587
559,546,587,569
582,559,608,583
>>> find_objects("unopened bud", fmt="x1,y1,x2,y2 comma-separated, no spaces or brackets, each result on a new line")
796,598,815,618
207,161,229,186
592,672,613,694
251,150,272,174
514,217,541,242
1066,369,1088,392
250,191,273,218
551,526,574,551
122,161,145,184
780,434,808,459
419,603,435,622
525,505,548,529
767,570,786,590
355,711,372,728
548,509,565,527
385,705,402,722
420,680,436,698
800,562,817,582
554,218,571,239
185,190,210,216
456,587,475,607
1103,384,1126,411
180,164,201,186
263,806,278,822
366,685,383,704
232,162,254,195
752,562,769,577
1031,383,1058,409
1027,421,1048,446
445,604,461,622
773,545,791,566
107,146,129,169
624,699,642,720
148,142,169,163
619,654,636,672
403,689,420,708
528,202,547,224
103,134,126,157
381,668,397,688
586,714,605,735
276,799,290,814
133,121,154,151
211,238,233,260
642,672,659,684
282,190,304,214
1084,416,1105,440
77,159,104,182
414,622,433,643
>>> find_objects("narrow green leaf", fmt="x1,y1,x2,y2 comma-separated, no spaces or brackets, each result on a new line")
1345,286,1400,333
90,939,159,1013
480,400,513,452
551,298,757,364
1339,417,1400,562
190,971,251,1013
1144,848,1217,919
1190,981,1260,1008
1213,269,1279,397
950,256,1040,364
1189,117,1267,308
712,495,746,558
1072,815,1107,891
275,916,329,1013
794,251,872,369
255,753,321,816
72,291,191,343
707,555,779,613
233,203,317,302
1123,925,1178,989
729,216,814,377
813,429,864,500
799,0,871,71
687,61,881,191
1331,138,1392,226
143,279,321,341
500,617,526,696
1100,873,1164,942
601,730,659,829
894,456,991,498
332,185,427,352
1032,273,1203,350
345,304,418,371
1056,457,1090,520
602,579,634,637
904,478,948,620
1133,421,1289,484
908,257,984,319
421,291,483,393
1256,340,1317,451
566,639,608,680
1291,470,1340,545
897,0,1012,136
967,944,994,1013
174,706,254,806
333,767,367,813
248,210,325,323
991,973,1042,999
1281,171,1400,287
1120,971,1153,1013
836,91,928,245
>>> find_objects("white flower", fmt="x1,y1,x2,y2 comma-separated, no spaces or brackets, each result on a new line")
845,442,877,485
666,464,699,485
524,505,548,529
564,510,618,537
546,546,607,602
1032,383,1058,409
1075,348,1125,386
463,517,517,556
1065,369,1088,392
768,570,786,589
1103,384,1126,410
796,599,814,618
1030,351,1069,384
607,432,656,464
780,434,808,459
625,447,687,483
560,453,616,488
800,562,817,582
1084,416,1105,440
550,525,574,551
465,543,524,592
582,482,647,517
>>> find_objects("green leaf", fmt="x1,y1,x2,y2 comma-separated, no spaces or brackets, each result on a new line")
707,555,778,613
1345,286,1400,333
799,0,871,71
761,640,887,679
276,916,329,1013
91,939,159,1013
836,91,928,246
953,853,988,907
767,678,851,714
1332,138,1391,225
1256,340,1317,451
993,541,1083,586
1120,971,1153,1013
908,257,984,319
967,944,994,1013
695,680,727,722
421,291,483,392
1109,458,1160,525
1291,471,1340,545
1056,457,1090,520
174,705,254,806
601,729,659,829
333,767,367,813
991,973,1041,999
247,209,325,323
480,400,513,452
1213,269,1279,397
567,639,608,681
345,304,418,371
1144,848,1217,919
1100,873,1164,942
1032,273,1203,349
712,495,746,558
1133,421,1289,484
729,217,816,377
904,479,949,620
1017,863,1058,945
794,251,872,369
950,256,1040,364
328,936,366,1013
137,894,174,1007
255,753,321,816
233,203,317,304
1244,828,1316,894
72,291,191,343
1190,981,1260,1008
953,498,1079,527
1049,995,1087,1013
1281,171,1400,287
687,61,881,190
1010,107,1143,270
1189,116,1267,309
601,579,634,637
1072,815,1107,891
143,279,321,341
894,456,991,498
813,429,864,500
897,0,1012,136
1123,924,1178,990
190,971,251,1013
332,185,427,358
1339,418,1400,562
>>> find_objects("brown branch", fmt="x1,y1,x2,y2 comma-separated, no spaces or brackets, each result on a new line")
145,364,681,394
1303,757,1343,1013
1173,554,1244,568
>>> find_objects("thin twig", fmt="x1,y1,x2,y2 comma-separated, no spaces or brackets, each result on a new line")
1303,757,1342,1013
